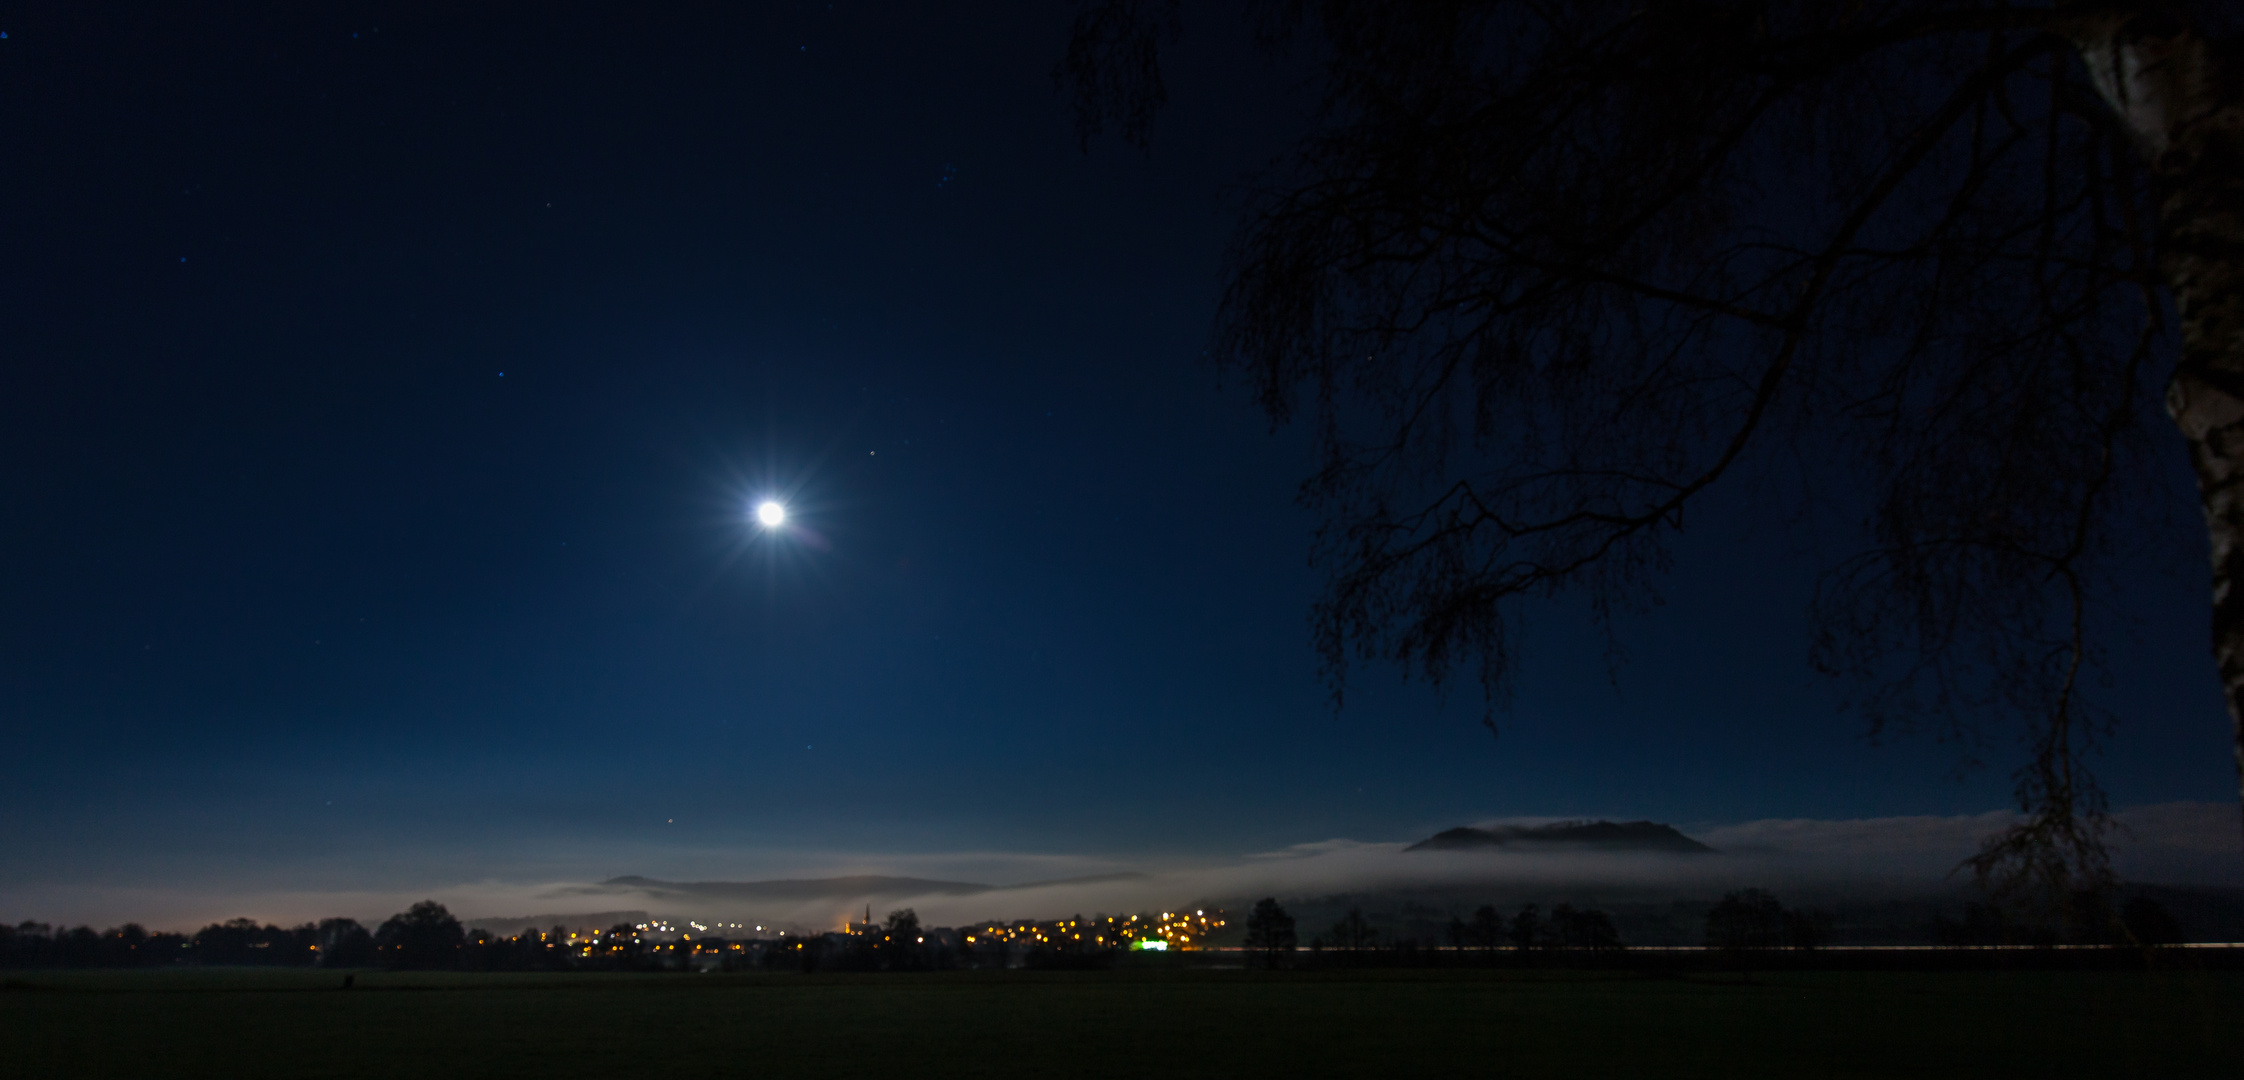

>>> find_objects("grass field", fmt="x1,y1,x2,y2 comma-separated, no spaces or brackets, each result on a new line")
5,967,2239,1078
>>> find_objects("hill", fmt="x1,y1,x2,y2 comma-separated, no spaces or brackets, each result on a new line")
1405,820,1716,854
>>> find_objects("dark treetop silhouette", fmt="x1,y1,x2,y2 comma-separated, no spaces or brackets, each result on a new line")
1242,897,1299,966
1061,1,2244,898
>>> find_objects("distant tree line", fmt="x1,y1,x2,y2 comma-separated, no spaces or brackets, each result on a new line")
2,903,1210,973
6,888,2196,971
1232,898,1627,970
1703,889,1833,953
1450,903,1624,955
1702,887,2190,953
1929,891,2185,948
1230,888,2197,970
0,902,457,970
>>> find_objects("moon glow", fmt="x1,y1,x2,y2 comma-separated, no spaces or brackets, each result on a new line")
755,500,787,527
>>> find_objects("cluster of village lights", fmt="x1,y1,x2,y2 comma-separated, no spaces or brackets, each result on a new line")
957,910,1225,951
476,909,1224,956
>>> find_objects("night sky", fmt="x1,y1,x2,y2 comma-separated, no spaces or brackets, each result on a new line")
3,3,2235,926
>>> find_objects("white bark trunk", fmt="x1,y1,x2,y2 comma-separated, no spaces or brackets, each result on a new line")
2074,14,2244,838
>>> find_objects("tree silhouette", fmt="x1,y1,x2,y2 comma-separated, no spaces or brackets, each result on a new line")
1243,898,1299,967
189,918,318,966
1326,907,1379,959
1933,900,2013,947
316,918,375,968
1061,1,2244,895
1783,907,1835,951
1468,904,1505,958
1507,904,1543,954
2065,887,2122,944
877,909,925,972
1705,889,1791,953
59,925,100,967
106,924,149,969
1549,904,1625,950
375,901,465,971
2121,895,2185,944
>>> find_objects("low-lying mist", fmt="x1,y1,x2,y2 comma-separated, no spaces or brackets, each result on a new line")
7,802,2234,933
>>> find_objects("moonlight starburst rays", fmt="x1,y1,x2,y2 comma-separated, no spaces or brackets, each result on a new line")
672,481,833,618
679,418,872,615
744,493,830,554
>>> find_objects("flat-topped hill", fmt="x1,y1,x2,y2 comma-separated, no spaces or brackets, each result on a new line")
1406,820,1716,854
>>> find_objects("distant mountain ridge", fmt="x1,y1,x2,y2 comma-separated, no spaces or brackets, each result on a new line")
1406,820,1716,854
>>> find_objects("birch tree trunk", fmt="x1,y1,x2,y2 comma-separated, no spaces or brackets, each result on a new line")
2074,14,2244,838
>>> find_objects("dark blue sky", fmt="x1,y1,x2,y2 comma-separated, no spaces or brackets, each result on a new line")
2,3,2233,920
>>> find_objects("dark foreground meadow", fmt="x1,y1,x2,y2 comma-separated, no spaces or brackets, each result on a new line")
5,967,2239,1079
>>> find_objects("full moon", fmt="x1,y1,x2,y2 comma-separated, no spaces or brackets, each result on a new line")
755,500,786,527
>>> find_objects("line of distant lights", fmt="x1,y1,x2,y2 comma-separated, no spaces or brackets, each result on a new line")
480,911,1223,951
958,910,1223,951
